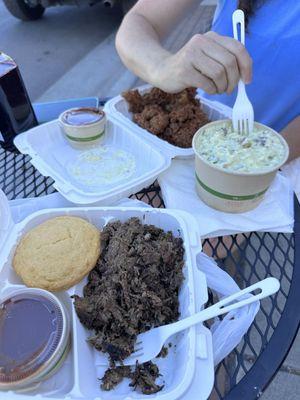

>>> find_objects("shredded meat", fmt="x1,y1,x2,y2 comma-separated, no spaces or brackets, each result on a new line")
129,362,163,395
101,366,132,391
73,218,185,394
100,362,163,395
123,87,210,148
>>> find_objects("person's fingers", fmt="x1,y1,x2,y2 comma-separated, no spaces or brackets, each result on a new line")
186,67,217,94
191,50,228,93
205,31,253,84
193,34,240,93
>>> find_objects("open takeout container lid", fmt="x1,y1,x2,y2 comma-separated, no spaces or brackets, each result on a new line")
13,118,171,205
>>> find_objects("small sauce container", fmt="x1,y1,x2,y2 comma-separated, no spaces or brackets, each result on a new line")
0,288,70,391
59,107,106,149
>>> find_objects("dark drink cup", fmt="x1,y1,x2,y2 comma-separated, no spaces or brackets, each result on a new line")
0,52,37,152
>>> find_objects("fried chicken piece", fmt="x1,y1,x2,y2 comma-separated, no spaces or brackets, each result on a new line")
122,89,145,113
133,105,169,136
170,87,198,107
165,104,210,147
123,87,210,148
137,104,163,119
142,87,172,107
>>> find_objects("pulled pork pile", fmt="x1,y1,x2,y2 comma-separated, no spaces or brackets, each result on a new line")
73,218,185,394
123,87,210,148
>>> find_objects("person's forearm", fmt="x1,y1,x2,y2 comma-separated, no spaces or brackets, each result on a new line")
116,0,198,86
115,0,252,93
281,116,300,163
116,12,171,86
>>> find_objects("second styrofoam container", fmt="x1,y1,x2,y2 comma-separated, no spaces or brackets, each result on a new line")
104,85,232,159
0,191,214,400
192,120,289,213
14,119,171,205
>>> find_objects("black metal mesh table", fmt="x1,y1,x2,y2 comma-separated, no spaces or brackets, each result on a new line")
1,100,299,400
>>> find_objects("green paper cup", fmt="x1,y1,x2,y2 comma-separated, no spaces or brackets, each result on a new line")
192,120,289,213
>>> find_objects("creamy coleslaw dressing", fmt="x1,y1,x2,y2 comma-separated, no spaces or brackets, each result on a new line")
68,146,136,186
194,121,286,173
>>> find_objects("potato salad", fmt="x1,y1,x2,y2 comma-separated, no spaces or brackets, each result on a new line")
194,121,286,173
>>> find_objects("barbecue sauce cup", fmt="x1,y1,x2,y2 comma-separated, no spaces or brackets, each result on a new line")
59,107,106,149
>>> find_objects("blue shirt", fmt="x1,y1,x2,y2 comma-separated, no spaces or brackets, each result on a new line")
201,0,300,132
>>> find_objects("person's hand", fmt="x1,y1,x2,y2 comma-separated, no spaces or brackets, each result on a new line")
153,31,252,94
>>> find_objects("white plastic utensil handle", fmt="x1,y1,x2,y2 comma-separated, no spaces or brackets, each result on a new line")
233,9,246,95
232,9,245,44
232,8,254,133
166,277,280,335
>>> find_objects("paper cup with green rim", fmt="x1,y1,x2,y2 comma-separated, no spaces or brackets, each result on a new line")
192,120,289,213
59,107,106,149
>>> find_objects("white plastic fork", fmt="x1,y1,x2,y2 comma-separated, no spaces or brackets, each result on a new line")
121,277,279,366
232,9,254,134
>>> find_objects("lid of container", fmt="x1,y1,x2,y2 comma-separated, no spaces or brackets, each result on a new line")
0,289,65,389
13,120,171,205
0,189,13,251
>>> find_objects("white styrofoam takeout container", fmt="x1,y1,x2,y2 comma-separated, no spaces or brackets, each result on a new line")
14,86,231,206
13,119,171,205
104,84,232,159
0,190,214,400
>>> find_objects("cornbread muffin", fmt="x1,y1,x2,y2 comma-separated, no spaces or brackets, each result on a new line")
13,216,101,292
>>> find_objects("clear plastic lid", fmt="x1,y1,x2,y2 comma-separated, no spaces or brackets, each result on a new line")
0,289,65,389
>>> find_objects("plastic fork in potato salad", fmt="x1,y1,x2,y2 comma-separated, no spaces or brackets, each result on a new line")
195,122,286,173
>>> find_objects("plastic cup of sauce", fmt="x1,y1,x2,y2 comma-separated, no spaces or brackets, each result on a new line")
59,107,106,149
0,288,70,391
